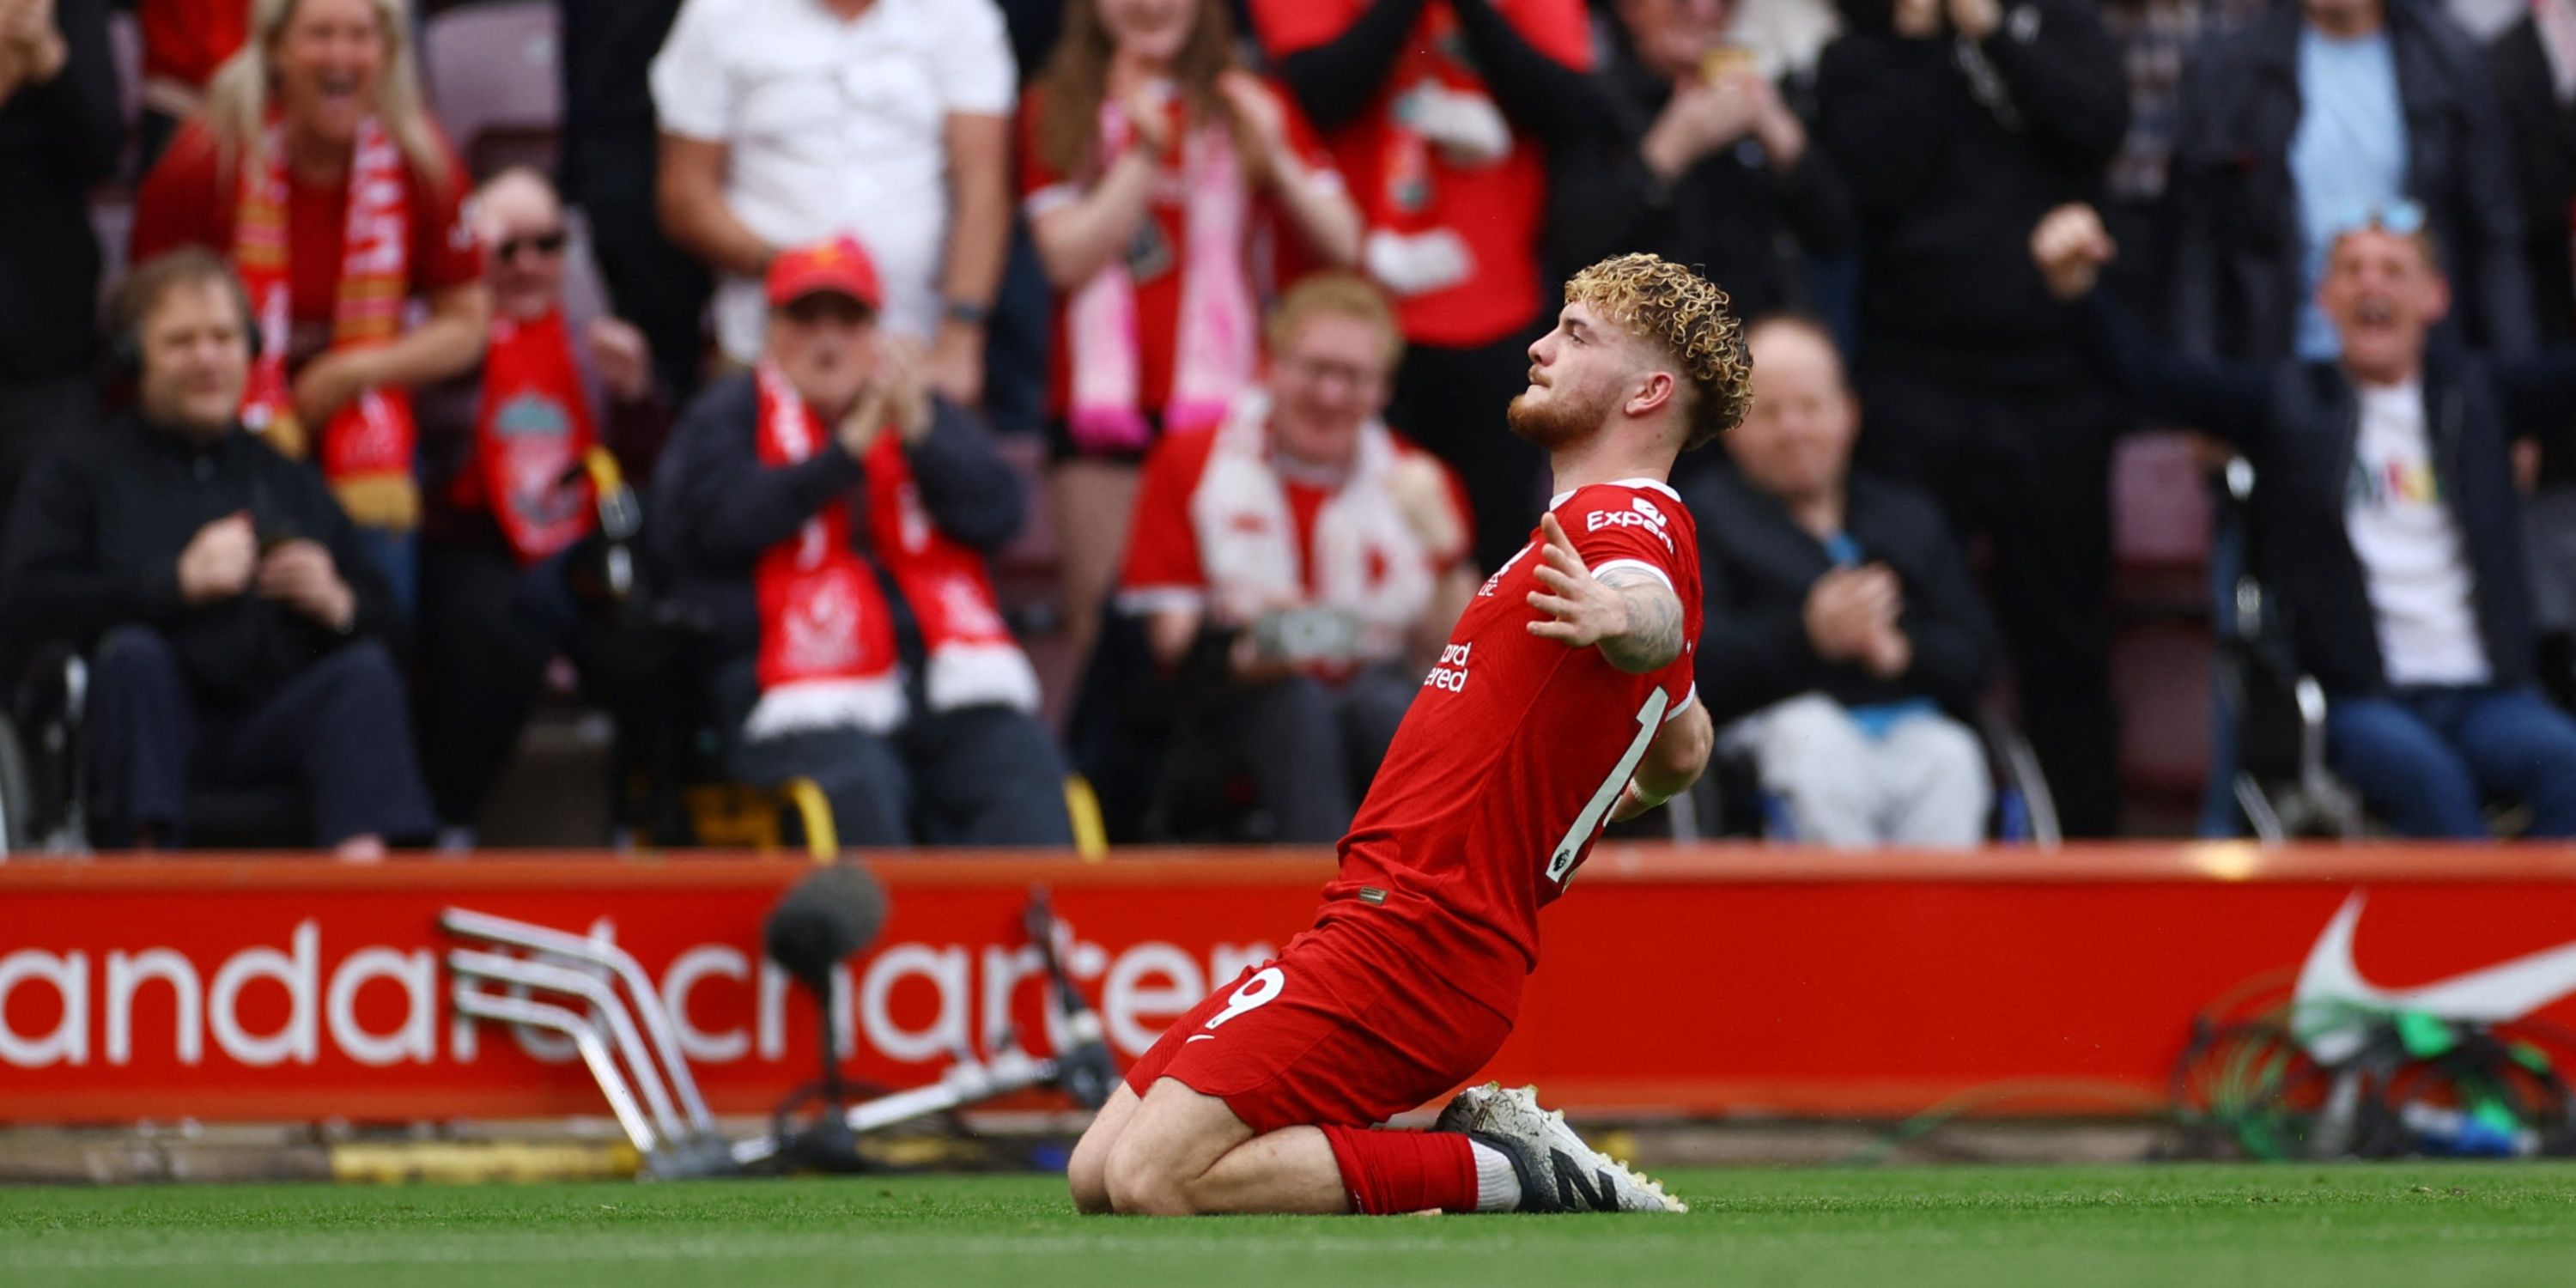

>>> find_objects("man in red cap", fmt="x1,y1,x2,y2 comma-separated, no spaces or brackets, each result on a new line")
651,236,1073,848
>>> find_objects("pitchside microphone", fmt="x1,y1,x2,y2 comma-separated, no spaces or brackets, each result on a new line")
763,860,890,995
761,860,888,1169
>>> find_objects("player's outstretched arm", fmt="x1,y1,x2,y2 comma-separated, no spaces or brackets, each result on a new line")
1612,700,1712,823
1525,511,1686,674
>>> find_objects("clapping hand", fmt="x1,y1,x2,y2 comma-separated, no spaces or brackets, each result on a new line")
835,337,934,459
1642,74,1766,179
255,538,356,631
0,0,66,95
1120,78,1176,159
2030,203,2116,301
1804,564,1898,655
1947,0,2003,40
878,336,934,444
177,512,258,605
1217,70,1294,190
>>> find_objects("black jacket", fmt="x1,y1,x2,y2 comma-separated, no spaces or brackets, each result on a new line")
2086,295,2576,694
0,413,402,707
2171,0,2533,360
1816,0,2128,390
1686,465,1996,724
558,0,685,149
0,0,120,381
651,372,1026,668
1580,29,1856,327
2492,15,2576,487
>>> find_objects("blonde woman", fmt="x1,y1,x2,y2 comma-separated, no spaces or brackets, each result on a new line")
1023,0,1362,683
132,0,489,618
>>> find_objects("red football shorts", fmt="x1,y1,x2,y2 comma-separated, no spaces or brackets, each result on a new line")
1121,921,1514,1135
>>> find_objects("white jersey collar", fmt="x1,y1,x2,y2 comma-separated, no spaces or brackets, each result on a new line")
1549,477,1681,509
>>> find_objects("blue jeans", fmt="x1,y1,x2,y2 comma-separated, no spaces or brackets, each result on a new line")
2325,686,2576,838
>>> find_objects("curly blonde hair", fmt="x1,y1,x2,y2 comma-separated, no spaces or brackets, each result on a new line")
1563,253,1751,450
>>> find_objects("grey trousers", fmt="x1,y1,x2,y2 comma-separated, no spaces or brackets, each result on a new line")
1726,695,1990,847
728,698,1074,849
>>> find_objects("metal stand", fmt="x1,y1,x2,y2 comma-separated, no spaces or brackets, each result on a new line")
442,888,1117,1179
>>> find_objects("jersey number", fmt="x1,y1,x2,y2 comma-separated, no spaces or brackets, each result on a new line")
1545,690,1672,885
1204,967,1285,1030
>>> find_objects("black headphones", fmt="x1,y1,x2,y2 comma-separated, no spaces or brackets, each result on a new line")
110,265,263,382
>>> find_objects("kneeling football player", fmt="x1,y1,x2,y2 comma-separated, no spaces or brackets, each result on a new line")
1069,255,1746,1215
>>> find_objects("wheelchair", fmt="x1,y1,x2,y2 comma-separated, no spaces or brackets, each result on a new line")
2213,458,2575,842
576,454,1103,858
0,638,322,854
1685,708,2061,846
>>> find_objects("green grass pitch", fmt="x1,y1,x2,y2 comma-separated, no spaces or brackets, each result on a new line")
9,1163,2576,1288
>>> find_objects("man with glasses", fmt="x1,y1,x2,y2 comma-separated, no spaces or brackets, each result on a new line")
2171,0,2531,360
2037,202,2576,838
409,167,672,845
1117,273,1477,842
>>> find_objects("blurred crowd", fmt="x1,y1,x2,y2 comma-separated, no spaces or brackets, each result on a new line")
2,0,2573,854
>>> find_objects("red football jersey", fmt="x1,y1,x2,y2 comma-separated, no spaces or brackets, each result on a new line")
1320,478,1702,1016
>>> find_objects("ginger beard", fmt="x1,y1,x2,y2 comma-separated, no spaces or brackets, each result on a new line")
1504,365,1618,450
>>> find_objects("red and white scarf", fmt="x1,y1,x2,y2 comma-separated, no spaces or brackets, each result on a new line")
462,309,596,564
234,117,420,529
747,366,1040,740
1063,93,1256,453
1374,5,1512,228
1191,392,1439,666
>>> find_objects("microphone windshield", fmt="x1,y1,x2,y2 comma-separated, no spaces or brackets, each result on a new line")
762,860,890,990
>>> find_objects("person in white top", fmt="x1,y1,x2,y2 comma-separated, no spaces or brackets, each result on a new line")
650,0,1016,403
2036,199,2576,838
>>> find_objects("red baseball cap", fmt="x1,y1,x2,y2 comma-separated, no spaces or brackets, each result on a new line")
765,236,882,311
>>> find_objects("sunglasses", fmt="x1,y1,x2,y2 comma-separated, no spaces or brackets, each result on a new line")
2327,199,2426,240
495,229,568,264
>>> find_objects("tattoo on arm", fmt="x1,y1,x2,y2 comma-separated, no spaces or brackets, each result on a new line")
1596,569,1685,674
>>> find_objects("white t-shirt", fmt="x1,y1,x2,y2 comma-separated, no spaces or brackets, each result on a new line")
2344,380,2491,686
651,0,1017,361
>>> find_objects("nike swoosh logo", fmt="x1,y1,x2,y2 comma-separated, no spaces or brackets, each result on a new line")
2294,891,2576,1060
1185,1035,1215,1044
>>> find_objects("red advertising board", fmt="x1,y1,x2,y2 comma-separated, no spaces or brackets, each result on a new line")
7,845,2576,1123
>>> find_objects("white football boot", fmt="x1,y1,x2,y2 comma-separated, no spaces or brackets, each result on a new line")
1437,1082,1687,1213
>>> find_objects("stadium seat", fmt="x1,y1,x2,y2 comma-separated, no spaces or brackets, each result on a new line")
2112,621,2214,804
2113,432,2214,573
2112,432,2216,623
422,0,562,178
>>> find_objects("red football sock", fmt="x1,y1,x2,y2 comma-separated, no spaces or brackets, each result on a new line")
1319,1125,1479,1214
